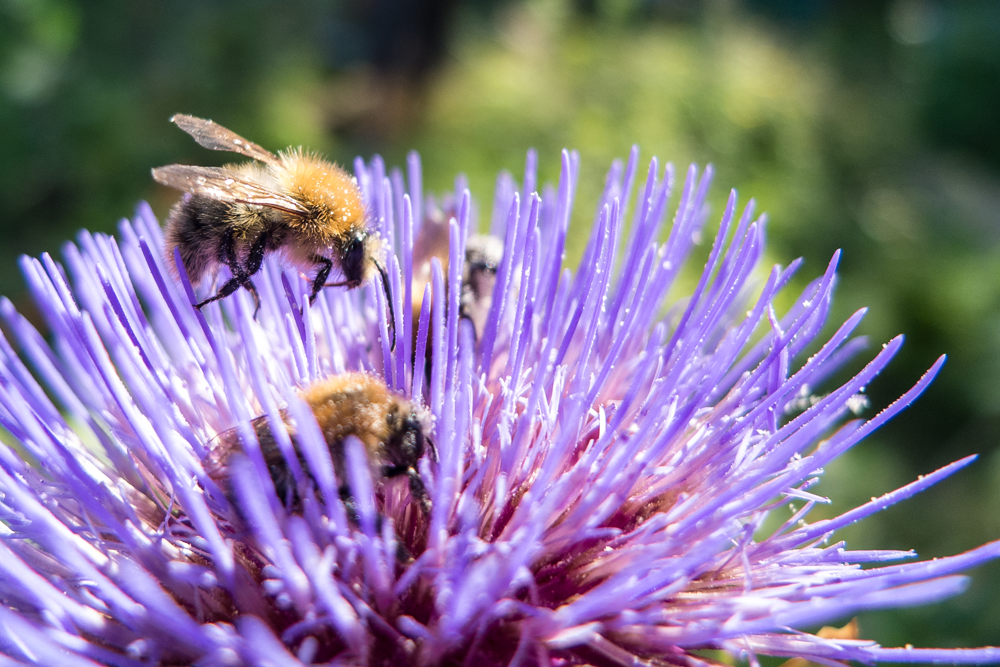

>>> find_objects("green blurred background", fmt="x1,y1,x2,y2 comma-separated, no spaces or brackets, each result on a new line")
2,0,999,656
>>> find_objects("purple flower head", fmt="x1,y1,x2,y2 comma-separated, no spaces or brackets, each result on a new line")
0,147,998,667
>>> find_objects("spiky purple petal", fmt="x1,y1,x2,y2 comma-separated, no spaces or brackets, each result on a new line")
0,149,996,666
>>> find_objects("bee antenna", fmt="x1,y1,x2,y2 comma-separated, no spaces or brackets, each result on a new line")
374,259,396,351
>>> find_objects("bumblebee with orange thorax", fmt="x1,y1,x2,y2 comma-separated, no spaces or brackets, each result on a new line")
152,114,391,317
204,372,434,517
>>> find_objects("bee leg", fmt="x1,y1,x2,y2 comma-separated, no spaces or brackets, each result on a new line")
384,464,431,514
407,467,431,514
244,281,262,319
424,436,439,463
194,281,242,310
194,232,266,316
194,233,243,310
241,234,270,319
338,484,360,525
308,255,333,305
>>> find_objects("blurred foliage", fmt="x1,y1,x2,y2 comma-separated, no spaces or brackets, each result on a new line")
1,0,999,655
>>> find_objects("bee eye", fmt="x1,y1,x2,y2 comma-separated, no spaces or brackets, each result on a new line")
338,234,367,287
345,236,365,267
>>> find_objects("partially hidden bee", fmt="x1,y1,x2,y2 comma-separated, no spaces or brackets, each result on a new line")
204,372,433,517
460,234,505,335
152,114,391,317
412,204,504,339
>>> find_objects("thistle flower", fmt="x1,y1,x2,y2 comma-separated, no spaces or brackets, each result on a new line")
0,147,998,667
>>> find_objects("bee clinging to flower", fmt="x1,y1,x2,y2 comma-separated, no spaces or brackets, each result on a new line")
411,203,504,340
152,114,391,316
204,372,434,518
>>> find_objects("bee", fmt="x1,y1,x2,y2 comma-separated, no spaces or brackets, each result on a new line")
204,372,433,517
459,234,505,335
152,114,391,317
412,205,504,339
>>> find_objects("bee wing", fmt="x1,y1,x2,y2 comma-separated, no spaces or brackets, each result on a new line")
152,164,309,216
171,114,280,166
203,427,242,480
203,415,284,478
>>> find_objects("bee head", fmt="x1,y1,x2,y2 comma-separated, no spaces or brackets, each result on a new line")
382,402,433,470
332,231,363,287
334,229,386,289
